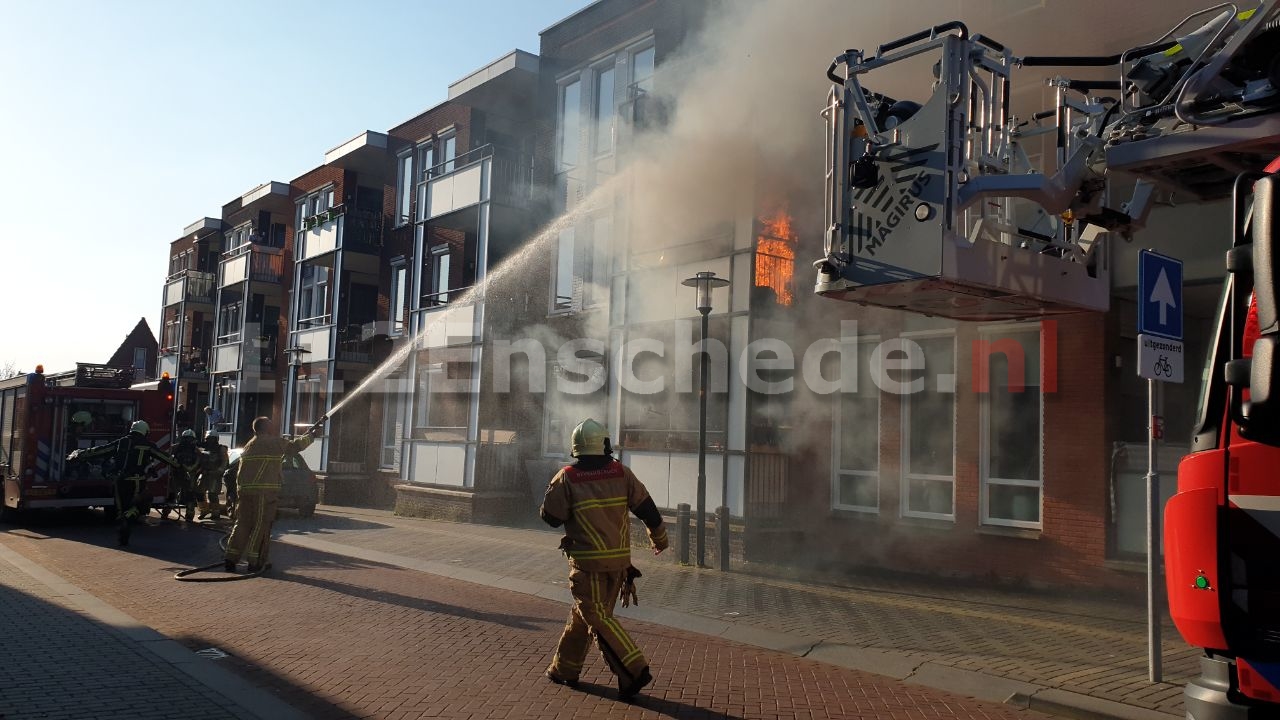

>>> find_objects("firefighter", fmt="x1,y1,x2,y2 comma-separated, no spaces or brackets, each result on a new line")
169,429,205,522
66,420,180,547
540,418,667,700
224,416,321,574
196,432,229,520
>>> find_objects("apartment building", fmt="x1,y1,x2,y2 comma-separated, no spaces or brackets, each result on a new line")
159,217,223,433
209,182,292,447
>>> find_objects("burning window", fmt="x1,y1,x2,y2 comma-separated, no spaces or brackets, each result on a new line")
755,209,796,306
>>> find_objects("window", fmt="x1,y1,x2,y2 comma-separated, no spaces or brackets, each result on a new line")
425,245,451,307
132,347,147,372
585,216,612,307
833,339,879,512
294,363,329,427
632,45,655,94
390,261,408,336
417,142,435,181
396,152,413,225
980,326,1043,528
553,227,576,310
380,378,403,469
298,264,331,326
901,333,956,519
413,354,472,442
558,78,581,171
595,65,615,156
543,358,608,456
441,133,457,175
619,319,730,452
217,302,243,343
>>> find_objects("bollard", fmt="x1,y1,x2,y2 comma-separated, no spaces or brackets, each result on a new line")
676,503,691,565
716,506,730,571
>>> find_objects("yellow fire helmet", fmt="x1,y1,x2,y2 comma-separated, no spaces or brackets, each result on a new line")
570,418,610,457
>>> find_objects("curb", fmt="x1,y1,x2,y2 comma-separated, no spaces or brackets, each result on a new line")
276,531,1183,720
0,541,308,720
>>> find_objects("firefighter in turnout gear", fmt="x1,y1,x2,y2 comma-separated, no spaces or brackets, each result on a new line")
67,420,180,546
223,416,320,574
196,432,229,520
169,429,205,522
540,419,668,699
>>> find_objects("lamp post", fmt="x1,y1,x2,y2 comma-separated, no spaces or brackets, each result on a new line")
285,345,311,438
681,271,729,568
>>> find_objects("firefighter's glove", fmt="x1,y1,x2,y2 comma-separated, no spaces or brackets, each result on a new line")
620,565,642,608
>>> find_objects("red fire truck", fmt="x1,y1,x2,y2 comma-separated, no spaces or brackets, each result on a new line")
0,364,174,518
816,4,1280,716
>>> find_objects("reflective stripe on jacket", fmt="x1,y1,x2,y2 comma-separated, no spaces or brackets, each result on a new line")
540,459,667,572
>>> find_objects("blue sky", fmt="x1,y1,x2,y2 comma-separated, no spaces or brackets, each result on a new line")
0,0,588,374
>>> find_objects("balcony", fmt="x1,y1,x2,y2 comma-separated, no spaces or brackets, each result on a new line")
209,336,278,375
163,270,216,307
220,244,286,288
298,207,384,261
415,145,536,223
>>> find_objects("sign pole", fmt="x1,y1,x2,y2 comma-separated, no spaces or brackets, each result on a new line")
1147,377,1162,683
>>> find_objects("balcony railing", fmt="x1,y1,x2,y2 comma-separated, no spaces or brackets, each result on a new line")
343,208,384,254
220,244,286,287
163,270,216,307
415,144,537,222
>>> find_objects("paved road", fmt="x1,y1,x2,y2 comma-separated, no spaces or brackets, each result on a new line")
0,512,1052,720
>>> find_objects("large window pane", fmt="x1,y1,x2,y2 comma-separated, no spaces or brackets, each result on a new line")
982,327,1043,527
595,66,615,156
835,341,878,510
903,335,955,517
390,264,407,335
396,154,413,225
554,227,575,310
559,79,581,170
633,46,655,94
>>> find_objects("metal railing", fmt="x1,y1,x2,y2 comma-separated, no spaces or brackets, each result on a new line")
343,208,385,253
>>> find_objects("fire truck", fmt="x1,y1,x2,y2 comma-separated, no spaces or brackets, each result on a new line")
0,364,174,519
816,3,1279,717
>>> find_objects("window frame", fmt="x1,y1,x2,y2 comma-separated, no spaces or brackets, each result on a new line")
978,323,1044,530
395,151,414,227
380,377,403,470
389,259,407,337
551,225,577,312
898,330,958,521
593,60,616,158
831,335,881,514
556,75,582,173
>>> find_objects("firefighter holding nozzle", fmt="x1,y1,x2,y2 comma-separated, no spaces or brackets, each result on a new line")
223,416,322,574
540,418,667,700
67,420,181,547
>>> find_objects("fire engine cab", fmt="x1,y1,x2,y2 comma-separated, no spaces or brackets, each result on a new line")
816,3,1280,717
0,364,174,518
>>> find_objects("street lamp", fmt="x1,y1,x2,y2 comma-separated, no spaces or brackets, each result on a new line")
285,345,311,437
681,270,729,569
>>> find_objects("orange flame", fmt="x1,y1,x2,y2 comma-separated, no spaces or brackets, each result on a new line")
755,209,797,306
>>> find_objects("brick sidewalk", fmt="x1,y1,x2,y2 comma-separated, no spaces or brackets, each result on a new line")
273,507,1197,717
0,546,247,720
0,515,1052,720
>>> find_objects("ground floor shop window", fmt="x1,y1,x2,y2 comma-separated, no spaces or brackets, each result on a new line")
901,332,956,519
619,319,729,452
979,325,1043,528
833,338,879,512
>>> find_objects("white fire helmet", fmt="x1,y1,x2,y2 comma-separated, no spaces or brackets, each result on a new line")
570,418,610,457
130,420,150,436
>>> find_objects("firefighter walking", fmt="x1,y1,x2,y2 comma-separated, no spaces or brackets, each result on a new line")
67,420,180,546
224,416,320,573
540,419,668,700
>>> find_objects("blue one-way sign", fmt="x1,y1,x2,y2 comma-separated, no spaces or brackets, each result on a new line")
1138,250,1183,340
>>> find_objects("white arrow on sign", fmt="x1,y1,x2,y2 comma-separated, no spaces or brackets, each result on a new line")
1150,268,1176,325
